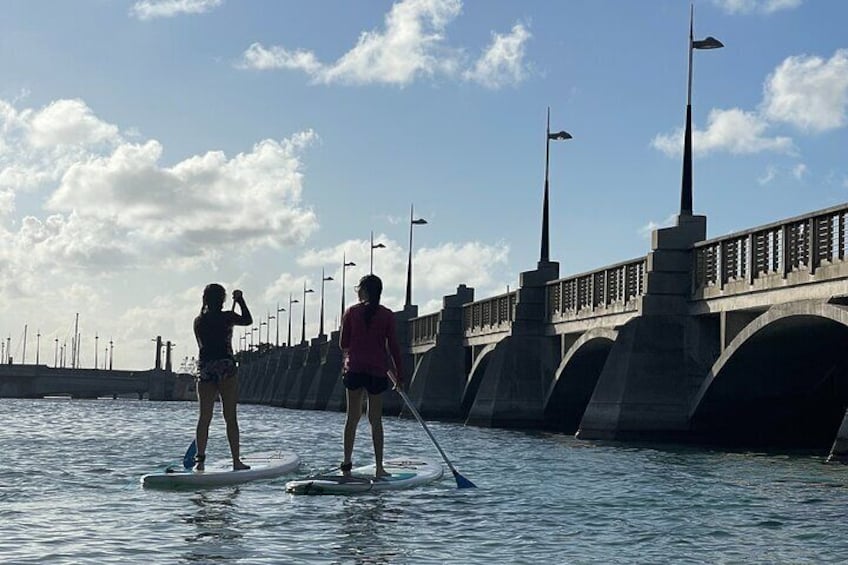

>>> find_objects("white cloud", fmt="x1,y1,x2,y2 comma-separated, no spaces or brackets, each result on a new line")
463,23,531,89
131,0,223,20
240,44,324,74
639,213,677,239
240,0,463,86
712,0,802,14
0,97,320,280
793,163,807,180
652,108,794,157
28,99,120,148
46,133,320,253
291,236,510,315
238,0,531,89
758,165,777,185
762,49,848,133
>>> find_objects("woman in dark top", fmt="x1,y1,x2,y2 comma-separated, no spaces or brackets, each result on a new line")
193,283,253,471
339,274,403,478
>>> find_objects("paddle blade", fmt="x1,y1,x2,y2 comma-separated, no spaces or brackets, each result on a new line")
453,470,476,489
183,440,197,469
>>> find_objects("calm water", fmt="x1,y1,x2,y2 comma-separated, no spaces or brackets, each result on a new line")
1,398,847,564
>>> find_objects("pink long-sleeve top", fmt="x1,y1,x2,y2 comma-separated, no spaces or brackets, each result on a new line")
340,302,403,381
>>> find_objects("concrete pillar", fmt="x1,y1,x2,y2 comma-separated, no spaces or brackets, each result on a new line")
405,285,475,419
466,263,561,428
579,215,717,440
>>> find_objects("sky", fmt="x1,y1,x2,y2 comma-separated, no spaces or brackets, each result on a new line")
0,0,846,370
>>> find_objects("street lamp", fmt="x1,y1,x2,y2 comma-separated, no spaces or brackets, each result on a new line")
405,204,428,308
287,293,299,347
370,231,386,274
260,320,268,349
679,4,723,217
301,282,314,344
276,303,285,347
540,106,572,265
341,253,356,324
319,268,334,337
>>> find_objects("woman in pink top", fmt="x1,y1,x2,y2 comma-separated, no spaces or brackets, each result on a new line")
339,274,403,478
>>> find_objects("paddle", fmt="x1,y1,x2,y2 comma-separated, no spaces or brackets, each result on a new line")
387,371,476,489
182,439,197,469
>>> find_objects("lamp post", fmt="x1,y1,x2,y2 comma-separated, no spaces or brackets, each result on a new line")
341,253,356,324
35,330,40,366
301,282,314,344
287,293,299,347
370,231,385,274
405,204,428,308
276,303,285,347
260,320,268,349
95,334,99,370
540,107,572,265
319,268,334,337
679,4,723,217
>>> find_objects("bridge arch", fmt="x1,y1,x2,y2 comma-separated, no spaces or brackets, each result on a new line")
690,300,848,449
544,328,618,433
461,343,498,416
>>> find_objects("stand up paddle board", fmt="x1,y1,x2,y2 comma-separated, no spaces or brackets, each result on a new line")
285,457,443,495
141,450,300,489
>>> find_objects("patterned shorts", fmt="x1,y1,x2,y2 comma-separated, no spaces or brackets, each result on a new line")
198,358,237,384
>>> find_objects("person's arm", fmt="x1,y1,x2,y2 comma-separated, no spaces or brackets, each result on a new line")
193,316,203,349
231,289,253,326
340,308,351,351
386,313,403,384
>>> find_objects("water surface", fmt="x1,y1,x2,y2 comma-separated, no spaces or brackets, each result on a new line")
1,398,846,563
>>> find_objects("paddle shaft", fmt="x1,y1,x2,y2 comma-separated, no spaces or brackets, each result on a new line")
388,374,463,479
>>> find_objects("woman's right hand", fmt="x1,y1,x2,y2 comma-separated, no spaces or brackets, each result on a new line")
232,289,244,302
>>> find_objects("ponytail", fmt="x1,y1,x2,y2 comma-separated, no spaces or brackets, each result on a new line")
357,275,383,327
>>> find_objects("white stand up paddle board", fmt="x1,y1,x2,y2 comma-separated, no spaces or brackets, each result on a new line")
285,457,443,495
142,450,300,489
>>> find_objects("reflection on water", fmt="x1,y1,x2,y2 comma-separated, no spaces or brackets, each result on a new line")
182,488,244,562
332,495,405,565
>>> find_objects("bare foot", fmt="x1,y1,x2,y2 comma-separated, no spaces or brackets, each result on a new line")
375,468,392,479
233,460,251,471
341,462,353,477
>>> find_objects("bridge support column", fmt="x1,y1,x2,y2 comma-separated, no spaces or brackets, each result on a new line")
406,285,474,419
466,262,561,428
579,215,716,440
302,330,344,411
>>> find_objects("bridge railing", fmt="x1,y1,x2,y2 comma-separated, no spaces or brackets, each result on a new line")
546,257,647,320
693,203,848,292
409,311,442,346
463,291,517,335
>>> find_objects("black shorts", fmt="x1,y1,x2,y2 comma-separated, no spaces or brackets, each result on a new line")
343,372,390,395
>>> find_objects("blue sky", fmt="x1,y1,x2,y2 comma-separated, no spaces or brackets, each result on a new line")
1,0,846,369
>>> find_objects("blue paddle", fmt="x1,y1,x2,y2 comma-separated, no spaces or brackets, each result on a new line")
387,371,476,489
182,439,197,470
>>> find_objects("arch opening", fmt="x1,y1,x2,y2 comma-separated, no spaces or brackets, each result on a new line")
692,315,848,450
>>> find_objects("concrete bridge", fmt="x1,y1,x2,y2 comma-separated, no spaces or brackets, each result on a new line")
238,202,848,456
0,364,185,400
